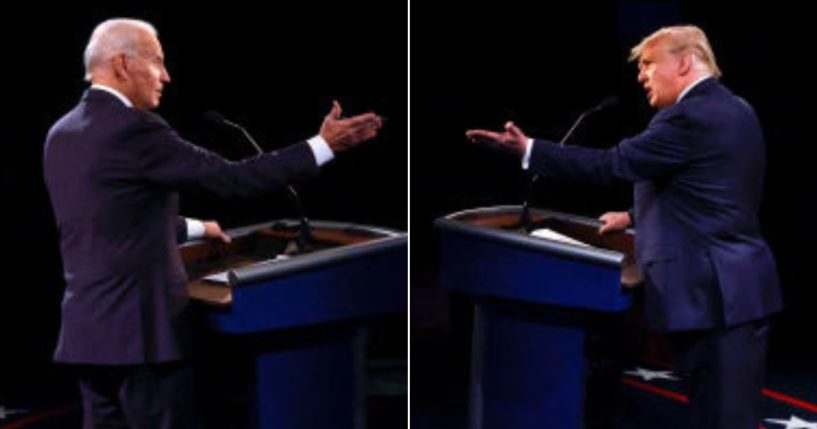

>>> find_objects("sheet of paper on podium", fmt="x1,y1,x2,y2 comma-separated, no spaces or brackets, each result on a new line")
530,228,591,248
203,271,231,284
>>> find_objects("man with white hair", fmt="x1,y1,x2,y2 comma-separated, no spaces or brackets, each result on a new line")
467,25,781,428
44,18,383,429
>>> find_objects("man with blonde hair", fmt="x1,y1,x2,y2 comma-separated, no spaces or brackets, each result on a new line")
44,18,382,429
468,25,781,428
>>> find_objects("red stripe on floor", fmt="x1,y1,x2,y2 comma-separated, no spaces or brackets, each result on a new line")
762,388,817,413
625,375,817,415
622,377,689,403
624,379,781,429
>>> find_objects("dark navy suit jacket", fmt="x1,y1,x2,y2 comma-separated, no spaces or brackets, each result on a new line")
44,89,319,363
529,78,783,331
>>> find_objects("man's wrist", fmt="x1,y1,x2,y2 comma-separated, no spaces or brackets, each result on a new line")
521,138,534,169
186,218,205,239
308,135,334,166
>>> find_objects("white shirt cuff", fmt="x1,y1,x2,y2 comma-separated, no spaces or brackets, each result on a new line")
307,135,335,166
186,218,205,240
521,138,534,170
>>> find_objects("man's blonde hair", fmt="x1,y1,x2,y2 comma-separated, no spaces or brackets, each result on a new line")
629,25,722,78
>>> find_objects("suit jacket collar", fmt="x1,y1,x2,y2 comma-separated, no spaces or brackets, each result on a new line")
678,76,720,101
648,78,722,125
82,87,129,107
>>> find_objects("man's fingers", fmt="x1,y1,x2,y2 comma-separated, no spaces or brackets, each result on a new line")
363,124,381,139
597,212,629,235
465,129,502,142
597,213,612,235
505,121,525,139
328,100,342,119
336,124,380,148
342,120,381,141
344,112,380,127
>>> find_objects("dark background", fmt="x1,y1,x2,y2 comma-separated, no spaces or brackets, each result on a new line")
411,0,817,421
0,1,407,405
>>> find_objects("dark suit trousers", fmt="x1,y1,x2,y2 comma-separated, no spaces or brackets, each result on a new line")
666,319,770,429
76,361,195,429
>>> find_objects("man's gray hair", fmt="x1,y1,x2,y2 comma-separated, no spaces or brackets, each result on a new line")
83,18,157,82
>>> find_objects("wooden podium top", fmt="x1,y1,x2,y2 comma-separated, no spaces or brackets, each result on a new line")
180,220,405,306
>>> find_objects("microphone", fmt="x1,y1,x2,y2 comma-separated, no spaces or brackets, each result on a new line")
204,110,314,252
520,97,619,230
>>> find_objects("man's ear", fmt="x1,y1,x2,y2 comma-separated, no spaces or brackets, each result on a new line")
111,53,129,81
677,53,693,76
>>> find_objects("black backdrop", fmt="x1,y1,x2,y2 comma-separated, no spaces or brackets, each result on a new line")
2,0,817,406
0,2,406,395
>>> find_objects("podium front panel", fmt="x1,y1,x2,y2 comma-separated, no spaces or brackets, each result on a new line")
436,206,634,312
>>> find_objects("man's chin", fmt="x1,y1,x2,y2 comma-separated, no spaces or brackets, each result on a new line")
648,97,665,109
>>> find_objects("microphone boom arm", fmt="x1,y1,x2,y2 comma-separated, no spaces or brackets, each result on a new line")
520,97,618,231
211,113,315,252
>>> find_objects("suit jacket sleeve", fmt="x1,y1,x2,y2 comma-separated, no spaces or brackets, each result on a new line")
529,107,689,187
120,111,320,199
176,217,188,243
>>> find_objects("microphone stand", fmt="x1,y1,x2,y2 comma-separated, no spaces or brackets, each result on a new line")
216,115,314,253
519,98,617,232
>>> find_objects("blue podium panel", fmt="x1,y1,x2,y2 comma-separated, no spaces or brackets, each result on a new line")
440,232,627,312
181,220,406,429
254,326,366,429
471,303,585,428
436,206,637,429
212,246,405,333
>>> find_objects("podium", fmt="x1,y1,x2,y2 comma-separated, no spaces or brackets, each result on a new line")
181,219,406,429
435,206,637,429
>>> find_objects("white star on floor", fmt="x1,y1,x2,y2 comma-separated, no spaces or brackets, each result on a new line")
765,415,817,429
624,367,679,381
0,405,28,420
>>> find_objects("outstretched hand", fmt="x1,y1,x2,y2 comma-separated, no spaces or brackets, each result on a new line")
319,100,384,153
465,121,529,157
